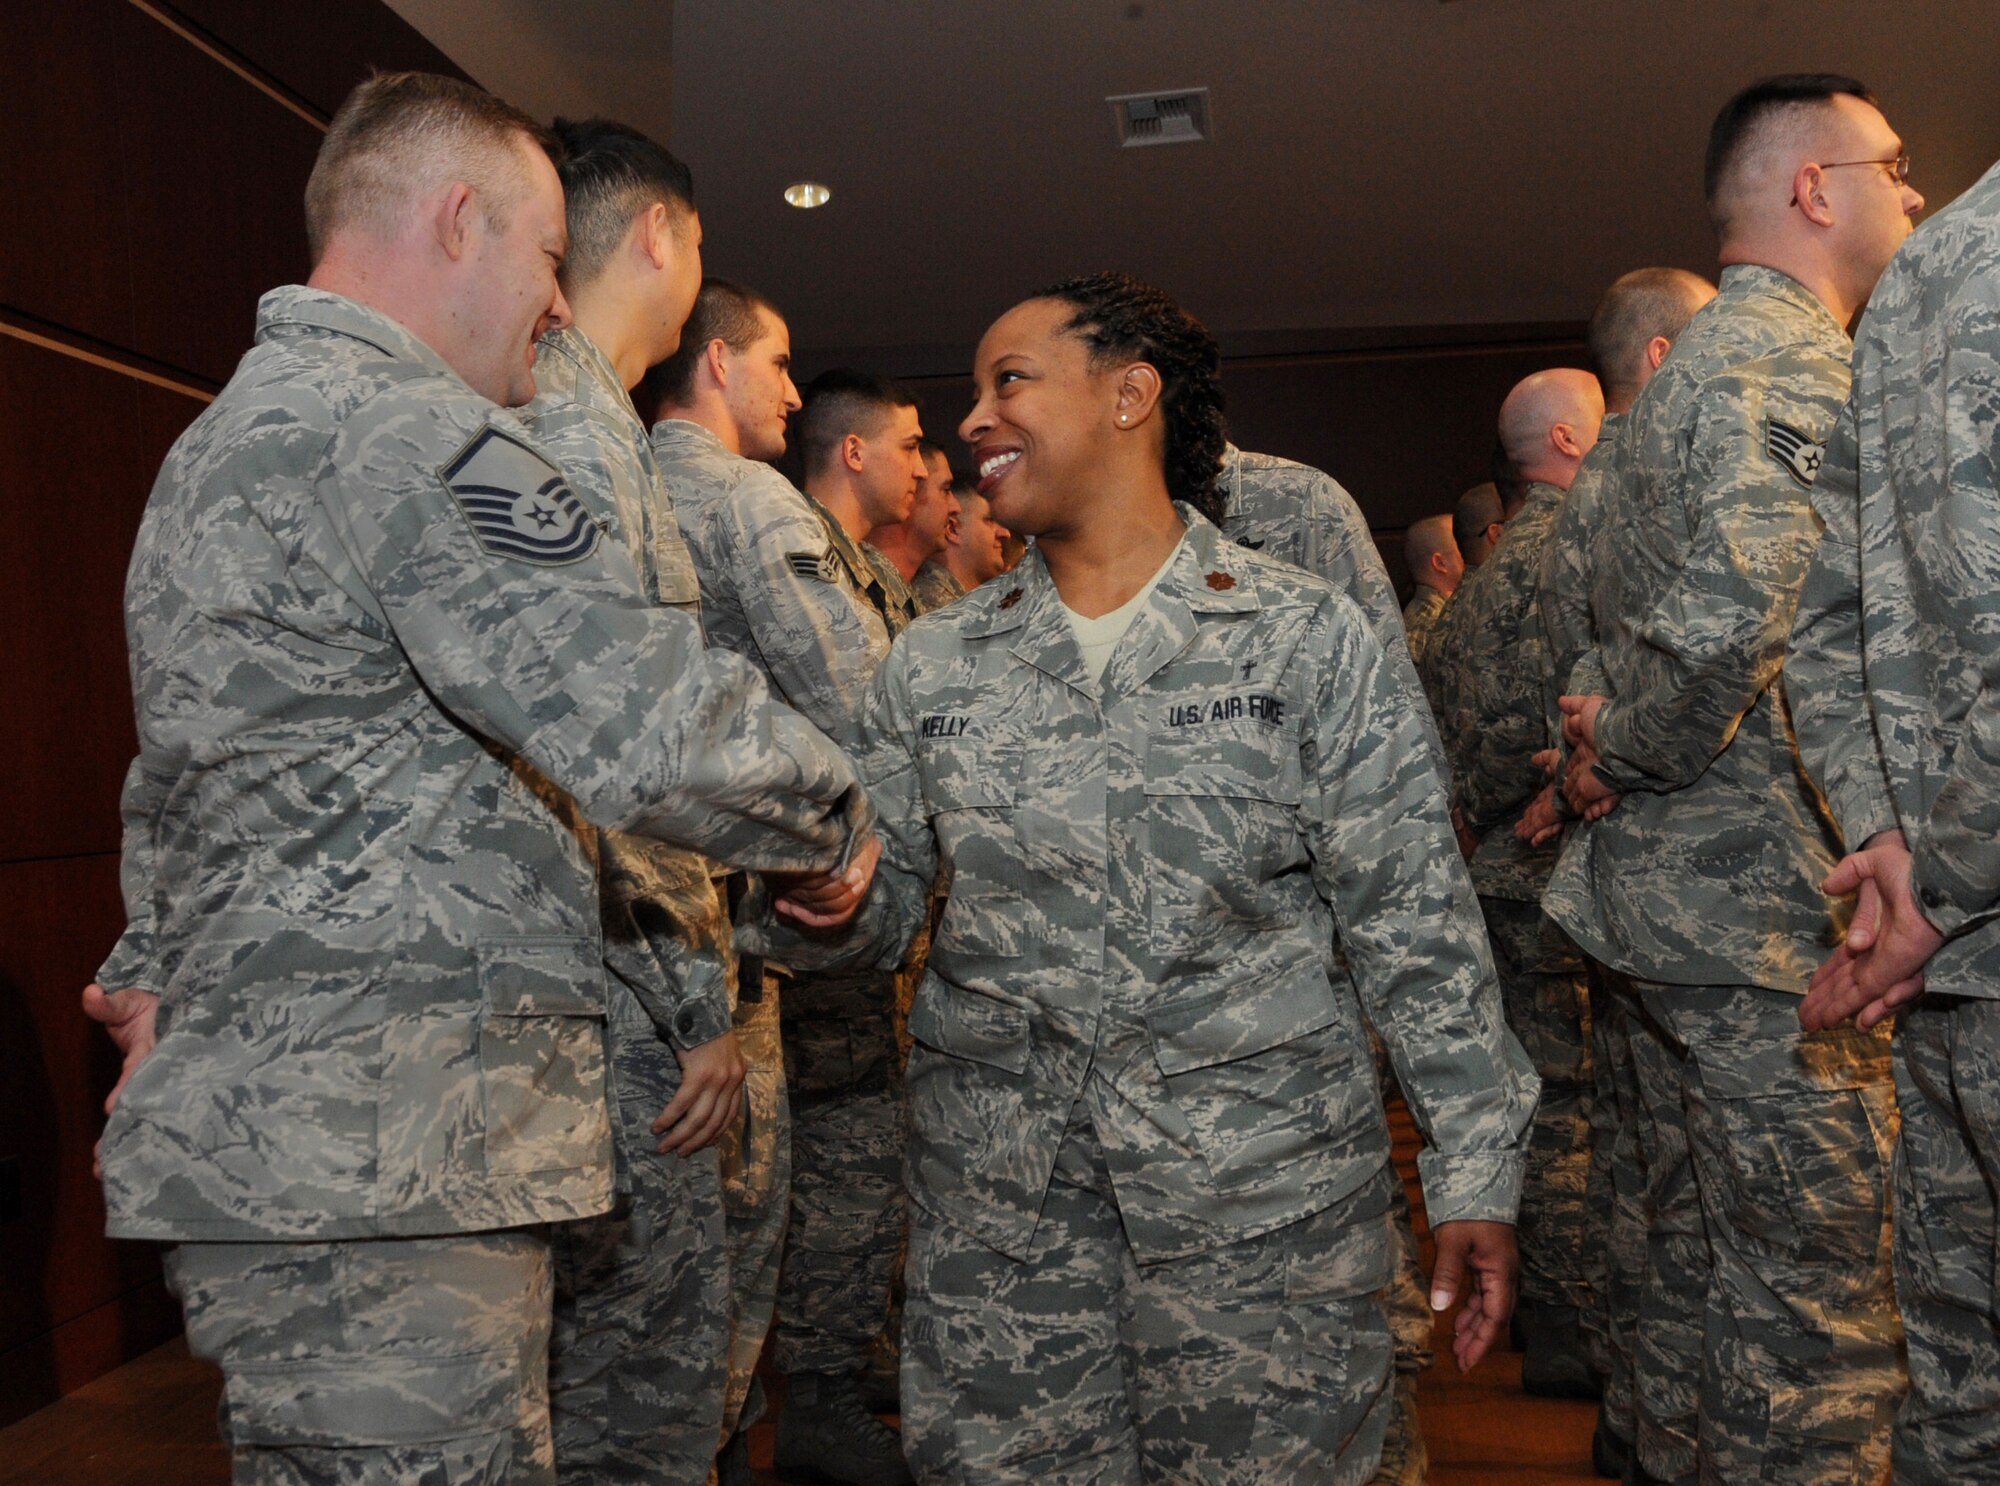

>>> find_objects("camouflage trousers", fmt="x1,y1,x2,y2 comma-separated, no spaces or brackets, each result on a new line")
901,1115,1396,1485
1577,961,1643,1448
775,969,908,1377
548,1009,729,1485
1621,975,1903,1485
717,966,791,1439
1478,896,1592,1309
166,1230,555,1486
1889,994,2000,1485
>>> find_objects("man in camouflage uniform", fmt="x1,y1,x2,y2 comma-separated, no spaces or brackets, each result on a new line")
1419,367,1604,1402
653,310,922,1486
1527,266,1715,1478
1453,482,1506,570
1544,75,1921,1485
525,118,741,1484
88,75,868,1486
1787,156,2000,1486
1399,513,1461,667
1215,442,1444,1484
872,442,967,615
936,481,1013,596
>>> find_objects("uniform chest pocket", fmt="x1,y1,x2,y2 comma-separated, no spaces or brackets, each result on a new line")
477,936,611,1177
1144,723,1307,963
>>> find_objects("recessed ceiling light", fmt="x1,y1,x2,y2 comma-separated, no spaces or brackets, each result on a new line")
784,182,831,209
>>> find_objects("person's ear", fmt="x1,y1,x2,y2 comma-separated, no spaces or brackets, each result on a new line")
843,431,867,474
1112,361,1163,430
1645,334,1673,373
704,338,731,391
638,201,673,271
1791,162,1836,227
1551,421,1584,460
432,181,477,261
1428,550,1450,580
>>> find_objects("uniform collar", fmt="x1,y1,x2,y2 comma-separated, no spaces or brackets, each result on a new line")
537,325,639,421
1716,263,1850,342
651,417,730,458
256,285,466,386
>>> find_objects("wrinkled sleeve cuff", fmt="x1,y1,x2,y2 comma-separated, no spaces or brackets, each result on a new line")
1831,783,1900,858
1415,1149,1526,1228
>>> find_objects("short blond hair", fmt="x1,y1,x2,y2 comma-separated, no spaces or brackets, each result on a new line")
305,71,557,262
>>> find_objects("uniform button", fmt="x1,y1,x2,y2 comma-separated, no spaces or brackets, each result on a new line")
1919,884,1945,911
673,1007,698,1038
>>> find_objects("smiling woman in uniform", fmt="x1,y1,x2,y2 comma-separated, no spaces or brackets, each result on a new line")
775,271,1537,1484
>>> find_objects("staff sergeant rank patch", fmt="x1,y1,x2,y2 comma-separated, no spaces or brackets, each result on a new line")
787,548,839,583
442,426,601,565
1764,417,1825,488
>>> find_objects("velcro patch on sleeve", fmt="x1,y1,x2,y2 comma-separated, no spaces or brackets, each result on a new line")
1764,418,1826,488
441,425,601,565
786,548,839,583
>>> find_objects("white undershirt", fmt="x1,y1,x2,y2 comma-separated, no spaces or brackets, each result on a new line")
1061,536,1186,685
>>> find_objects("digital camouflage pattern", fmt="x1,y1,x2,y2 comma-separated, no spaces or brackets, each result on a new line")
1215,442,1445,1416
654,418,912,1383
715,976,789,1439
97,288,867,1244
900,1114,1400,1484
1787,160,2000,1483
1543,265,1854,993
1400,585,1448,668
1626,978,1900,1484
525,326,736,1483
1534,412,1624,749
1421,481,1592,1313
771,512,1535,1262
909,559,967,614
167,1230,557,1486
1578,967,1644,1451
1537,263,1906,1482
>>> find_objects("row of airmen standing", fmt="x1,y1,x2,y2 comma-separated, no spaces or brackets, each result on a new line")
1401,71,2000,1486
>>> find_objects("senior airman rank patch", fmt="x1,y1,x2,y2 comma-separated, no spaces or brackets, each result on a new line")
442,426,600,565
786,548,839,582
1765,418,1825,488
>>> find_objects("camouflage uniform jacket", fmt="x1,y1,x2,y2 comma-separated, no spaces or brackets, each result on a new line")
1217,443,1447,776
656,418,889,749
1401,585,1448,667
527,325,731,1047
95,288,866,1242
1543,265,1851,993
1422,481,1567,902
1535,410,1626,742
772,512,1535,1261
910,559,967,614
1790,159,2000,999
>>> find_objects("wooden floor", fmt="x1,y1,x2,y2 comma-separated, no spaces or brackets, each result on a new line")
0,1099,1598,1483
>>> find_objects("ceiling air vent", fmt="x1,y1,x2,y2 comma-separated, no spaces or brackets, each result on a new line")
1108,88,1211,148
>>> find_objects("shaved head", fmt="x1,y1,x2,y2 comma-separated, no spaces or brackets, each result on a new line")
1404,513,1463,597
1454,483,1504,568
1704,74,1873,240
1498,368,1604,491
1589,268,1717,406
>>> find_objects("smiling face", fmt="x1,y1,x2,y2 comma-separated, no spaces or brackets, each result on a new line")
461,136,573,406
907,448,961,556
721,305,801,463
959,296,1121,539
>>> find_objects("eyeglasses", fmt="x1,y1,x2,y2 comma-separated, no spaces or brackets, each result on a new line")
1820,152,1912,184
1792,153,1910,208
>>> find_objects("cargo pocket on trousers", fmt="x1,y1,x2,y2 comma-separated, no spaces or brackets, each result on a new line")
478,936,611,1176
223,1346,521,1447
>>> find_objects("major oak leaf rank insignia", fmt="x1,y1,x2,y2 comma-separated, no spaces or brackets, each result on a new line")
1764,417,1826,488
441,426,601,565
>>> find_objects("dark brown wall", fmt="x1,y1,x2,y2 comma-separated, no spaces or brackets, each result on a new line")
0,0,464,1424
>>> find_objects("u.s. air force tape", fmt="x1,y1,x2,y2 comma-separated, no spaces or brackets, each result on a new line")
441,425,601,565
1764,418,1826,489
786,549,839,582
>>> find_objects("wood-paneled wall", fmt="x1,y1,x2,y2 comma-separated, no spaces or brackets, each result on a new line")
0,0,465,1424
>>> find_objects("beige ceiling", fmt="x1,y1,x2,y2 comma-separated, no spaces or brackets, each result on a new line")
389,1,2000,371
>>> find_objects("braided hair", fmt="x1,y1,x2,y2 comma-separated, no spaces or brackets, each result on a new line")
1035,272,1228,523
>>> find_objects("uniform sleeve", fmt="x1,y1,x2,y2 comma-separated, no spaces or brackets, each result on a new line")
751,640,938,973
598,832,735,1047
1592,378,1834,795
1536,489,1599,743
320,401,869,874
95,757,168,994
722,478,891,747
1787,397,1899,848
1907,334,2000,937
1302,600,1537,1227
